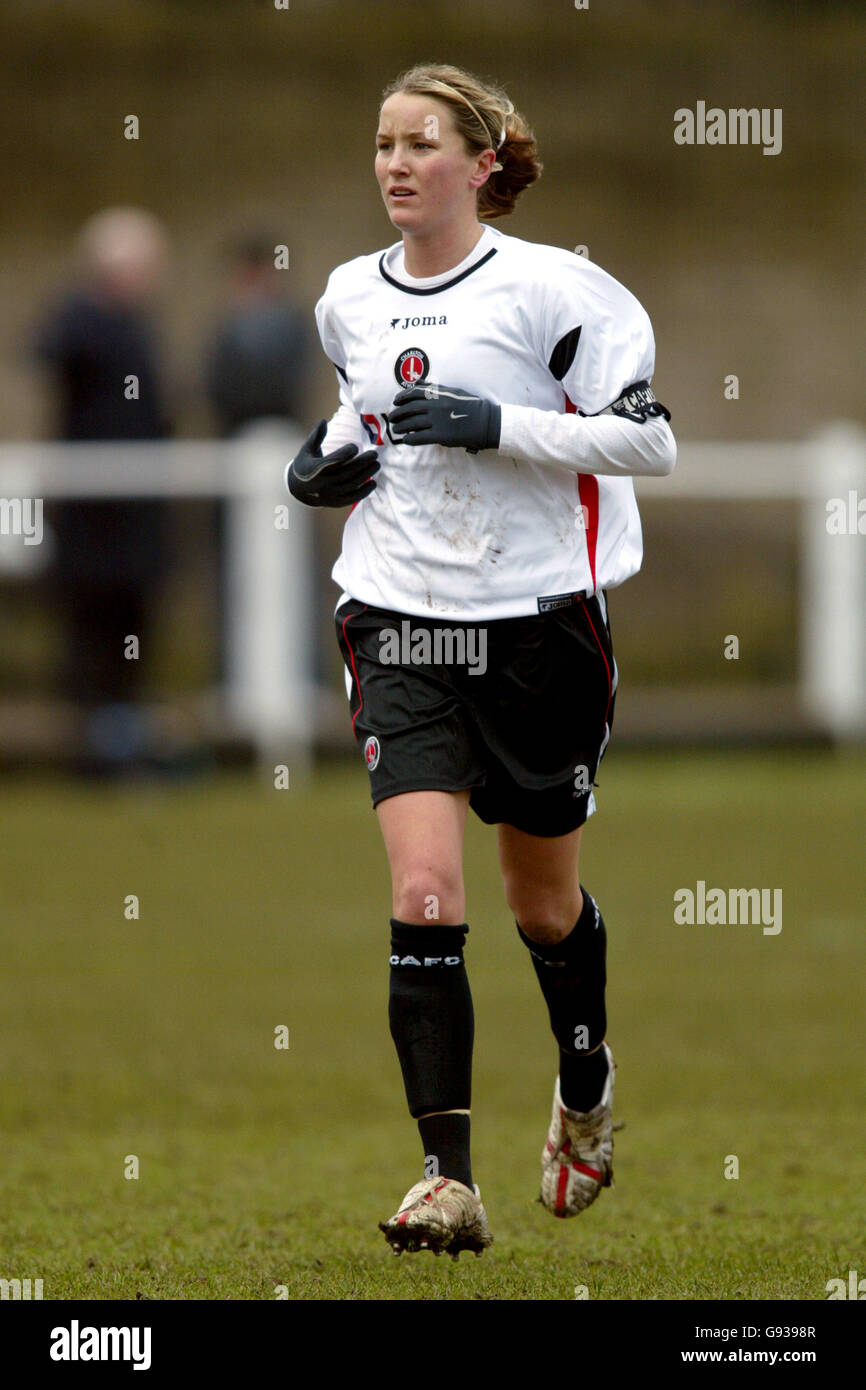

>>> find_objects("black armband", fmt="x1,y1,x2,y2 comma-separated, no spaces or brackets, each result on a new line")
581,379,671,425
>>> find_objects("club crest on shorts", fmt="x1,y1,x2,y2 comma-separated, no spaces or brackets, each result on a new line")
364,735,380,771
394,348,429,387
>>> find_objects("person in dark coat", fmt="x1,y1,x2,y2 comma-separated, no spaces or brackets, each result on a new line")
33,207,173,771
204,231,311,681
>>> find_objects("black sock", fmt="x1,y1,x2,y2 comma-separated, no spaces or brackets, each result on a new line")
559,1041,609,1112
516,887,609,1112
388,917,474,1114
418,1111,473,1190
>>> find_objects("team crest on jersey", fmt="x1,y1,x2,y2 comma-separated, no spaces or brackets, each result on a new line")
394,348,429,387
364,735,380,771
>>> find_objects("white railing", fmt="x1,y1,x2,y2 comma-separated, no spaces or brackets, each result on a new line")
633,421,866,740
0,420,864,758
0,421,313,766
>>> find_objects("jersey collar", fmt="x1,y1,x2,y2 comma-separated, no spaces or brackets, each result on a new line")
378,226,499,296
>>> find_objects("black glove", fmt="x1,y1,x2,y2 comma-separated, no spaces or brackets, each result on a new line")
387,383,501,454
287,420,380,507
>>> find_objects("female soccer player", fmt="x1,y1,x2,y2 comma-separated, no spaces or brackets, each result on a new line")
287,63,675,1258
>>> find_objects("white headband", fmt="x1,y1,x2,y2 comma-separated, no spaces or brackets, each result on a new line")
429,81,509,155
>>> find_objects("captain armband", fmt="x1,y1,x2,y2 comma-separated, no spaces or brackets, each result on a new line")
580,379,671,425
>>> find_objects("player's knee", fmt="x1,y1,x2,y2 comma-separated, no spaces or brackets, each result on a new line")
392,865,464,925
504,885,580,943
515,914,576,945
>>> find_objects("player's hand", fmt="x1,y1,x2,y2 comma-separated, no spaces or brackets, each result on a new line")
388,383,501,454
286,420,380,507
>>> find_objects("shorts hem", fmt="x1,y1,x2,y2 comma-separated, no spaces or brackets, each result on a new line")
371,778,484,809
470,798,596,837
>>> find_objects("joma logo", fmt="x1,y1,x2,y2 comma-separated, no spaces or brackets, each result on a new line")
390,315,448,329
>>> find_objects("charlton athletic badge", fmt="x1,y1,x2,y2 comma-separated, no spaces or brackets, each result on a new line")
394,348,429,387
364,735,380,771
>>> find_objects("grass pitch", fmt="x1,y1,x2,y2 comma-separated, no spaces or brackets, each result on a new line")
1,748,864,1300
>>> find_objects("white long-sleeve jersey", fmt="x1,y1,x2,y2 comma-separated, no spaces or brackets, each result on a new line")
303,223,675,620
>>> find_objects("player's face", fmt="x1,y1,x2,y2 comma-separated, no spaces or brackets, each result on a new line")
375,93,493,235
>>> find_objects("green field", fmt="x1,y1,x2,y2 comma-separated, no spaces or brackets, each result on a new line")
1,749,864,1301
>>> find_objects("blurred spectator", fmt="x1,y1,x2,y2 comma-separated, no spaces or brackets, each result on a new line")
203,231,311,680
205,231,309,435
32,206,173,774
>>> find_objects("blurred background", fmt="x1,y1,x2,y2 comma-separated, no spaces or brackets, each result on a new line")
0,0,863,773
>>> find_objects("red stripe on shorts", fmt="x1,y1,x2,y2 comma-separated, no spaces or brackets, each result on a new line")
340,604,369,736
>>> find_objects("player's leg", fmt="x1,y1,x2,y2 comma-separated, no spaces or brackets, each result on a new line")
498,821,614,1216
378,788,473,1187
376,788,492,1255
379,786,470,924
498,822,608,1107
333,598,491,1251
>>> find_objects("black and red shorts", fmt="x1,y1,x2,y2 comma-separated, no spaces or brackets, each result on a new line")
334,592,616,838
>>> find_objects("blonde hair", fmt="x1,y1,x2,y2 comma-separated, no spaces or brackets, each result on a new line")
380,63,542,218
